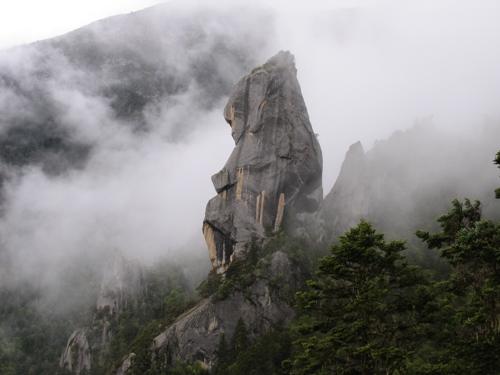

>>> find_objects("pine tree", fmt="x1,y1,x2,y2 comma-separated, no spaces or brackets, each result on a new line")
291,221,429,375
213,333,230,375
231,319,249,356
417,198,500,373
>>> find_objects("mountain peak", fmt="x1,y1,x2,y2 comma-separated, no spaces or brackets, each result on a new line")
204,51,323,273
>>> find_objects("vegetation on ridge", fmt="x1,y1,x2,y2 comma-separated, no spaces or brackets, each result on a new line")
1,153,499,374
212,152,500,375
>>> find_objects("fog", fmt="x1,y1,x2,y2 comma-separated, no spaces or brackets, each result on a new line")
0,0,500,309
274,0,500,186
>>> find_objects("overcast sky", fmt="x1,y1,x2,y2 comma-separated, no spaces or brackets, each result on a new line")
2,0,500,185
0,0,164,48
0,0,376,49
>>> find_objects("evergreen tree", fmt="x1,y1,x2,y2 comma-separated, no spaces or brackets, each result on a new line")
231,319,249,356
290,221,429,375
226,328,292,375
417,199,500,373
213,333,230,375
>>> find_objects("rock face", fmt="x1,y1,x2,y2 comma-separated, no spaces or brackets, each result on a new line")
116,353,136,375
321,141,368,239
203,51,323,273
321,125,500,245
60,254,143,374
132,51,320,372
96,254,143,316
151,250,302,369
60,330,91,375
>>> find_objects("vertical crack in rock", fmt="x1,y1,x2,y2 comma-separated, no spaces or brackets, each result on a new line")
203,51,323,273
274,192,286,232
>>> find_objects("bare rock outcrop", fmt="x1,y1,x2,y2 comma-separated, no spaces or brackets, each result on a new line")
96,253,143,317
151,250,301,369
116,353,136,375
321,125,500,245
60,253,143,374
124,51,322,373
321,141,368,240
59,329,91,375
203,51,323,273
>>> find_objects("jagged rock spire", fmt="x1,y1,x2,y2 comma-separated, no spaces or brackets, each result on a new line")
321,141,367,239
203,51,323,273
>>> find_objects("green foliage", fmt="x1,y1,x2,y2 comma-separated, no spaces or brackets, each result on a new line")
4,150,500,374
103,265,196,374
231,319,249,355
0,286,76,375
214,333,231,371
214,325,292,375
197,232,315,302
289,196,499,375
196,271,224,298
168,361,210,374
417,198,500,373
196,244,261,301
416,198,482,253
290,221,430,374
0,261,197,375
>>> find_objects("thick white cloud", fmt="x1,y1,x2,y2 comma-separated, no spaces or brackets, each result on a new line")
1,0,500,301
0,0,164,49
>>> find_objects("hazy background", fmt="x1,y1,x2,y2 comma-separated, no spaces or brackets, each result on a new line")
0,0,499,308
0,0,163,49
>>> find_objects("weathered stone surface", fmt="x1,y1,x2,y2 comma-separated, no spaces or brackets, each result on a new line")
203,51,323,273
59,329,91,375
60,254,144,374
321,125,500,244
116,353,136,375
96,253,143,316
151,250,301,369
321,141,368,240
112,51,320,373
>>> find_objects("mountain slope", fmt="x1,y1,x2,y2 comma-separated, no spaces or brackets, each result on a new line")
322,123,500,263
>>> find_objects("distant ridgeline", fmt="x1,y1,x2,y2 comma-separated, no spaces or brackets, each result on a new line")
0,3,273,190
321,123,500,264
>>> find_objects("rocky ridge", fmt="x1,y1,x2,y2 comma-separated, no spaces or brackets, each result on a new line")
320,125,500,246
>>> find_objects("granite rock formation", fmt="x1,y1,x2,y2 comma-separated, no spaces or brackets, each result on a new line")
60,254,143,374
203,51,323,273
151,249,302,370
321,141,368,239
59,329,91,375
113,51,322,373
321,125,500,245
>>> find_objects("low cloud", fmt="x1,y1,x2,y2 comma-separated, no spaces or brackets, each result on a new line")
0,0,499,312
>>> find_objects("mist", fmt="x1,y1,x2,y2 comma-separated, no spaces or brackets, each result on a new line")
0,0,500,313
